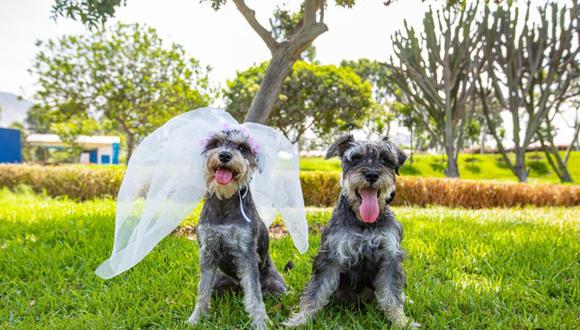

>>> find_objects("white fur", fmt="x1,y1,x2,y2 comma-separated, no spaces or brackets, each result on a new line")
326,227,402,267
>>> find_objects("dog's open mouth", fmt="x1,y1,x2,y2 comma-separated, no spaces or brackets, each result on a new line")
214,167,235,185
356,187,380,223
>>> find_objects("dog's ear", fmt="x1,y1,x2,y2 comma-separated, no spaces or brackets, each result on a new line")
395,147,407,175
325,134,355,159
385,190,396,205
382,136,407,175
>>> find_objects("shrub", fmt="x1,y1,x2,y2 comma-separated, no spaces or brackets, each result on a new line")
393,177,580,208
0,164,122,200
300,171,341,206
301,172,580,208
1,164,578,208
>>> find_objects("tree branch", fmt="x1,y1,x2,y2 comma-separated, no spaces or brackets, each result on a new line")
288,22,328,55
303,0,318,26
232,0,278,53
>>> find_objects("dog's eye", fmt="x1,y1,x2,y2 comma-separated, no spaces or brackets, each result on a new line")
205,140,220,150
380,154,393,166
350,153,362,162
238,145,247,153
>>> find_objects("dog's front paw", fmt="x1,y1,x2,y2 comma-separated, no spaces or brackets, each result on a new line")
408,321,421,328
186,309,203,326
390,312,421,329
283,312,310,328
252,316,270,330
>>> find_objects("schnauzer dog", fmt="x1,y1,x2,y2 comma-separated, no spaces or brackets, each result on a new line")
284,134,419,328
187,128,286,329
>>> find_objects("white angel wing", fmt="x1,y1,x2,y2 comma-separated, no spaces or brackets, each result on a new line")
95,108,239,279
244,123,309,253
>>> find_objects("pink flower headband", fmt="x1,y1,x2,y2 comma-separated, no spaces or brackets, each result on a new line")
200,124,261,154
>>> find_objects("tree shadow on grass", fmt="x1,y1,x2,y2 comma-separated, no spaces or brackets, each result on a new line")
527,160,549,176
429,160,446,174
401,165,422,176
465,164,481,174
495,157,510,169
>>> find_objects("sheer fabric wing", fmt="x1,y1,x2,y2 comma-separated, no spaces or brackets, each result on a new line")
245,124,309,253
95,108,239,279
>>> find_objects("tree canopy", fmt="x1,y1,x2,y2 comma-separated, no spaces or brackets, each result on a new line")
30,22,212,161
477,0,579,182
50,0,458,126
386,3,480,178
224,61,372,144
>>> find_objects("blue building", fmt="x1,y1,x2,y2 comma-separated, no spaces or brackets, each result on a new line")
0,128,22,163
26,134,120,165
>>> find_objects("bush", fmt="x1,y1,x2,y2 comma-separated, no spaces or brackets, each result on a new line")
0,164,122,200
1,164,578,208
394,177,580,208
300,172,580,208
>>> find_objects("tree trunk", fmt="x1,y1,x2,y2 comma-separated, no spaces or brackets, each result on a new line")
444,143,460,178
126,134,135,165
513,148,528,183
244,49,297,124
539,134,573,183
564,122,580,165
477,79,521,181
480,132,485,155
443,106,459,177
549,151,573,183
409,124,414,164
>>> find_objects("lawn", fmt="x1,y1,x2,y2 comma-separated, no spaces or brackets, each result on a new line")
1,189,578,329
300,151,580,184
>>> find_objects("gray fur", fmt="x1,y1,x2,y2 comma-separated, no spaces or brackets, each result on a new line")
188,129,285,329
285,136,419,328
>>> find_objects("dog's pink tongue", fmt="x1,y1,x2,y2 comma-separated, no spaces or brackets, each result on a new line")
359,188,379,223
215,168,233,185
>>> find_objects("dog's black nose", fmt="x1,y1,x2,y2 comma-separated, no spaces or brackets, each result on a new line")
365,171,379,184
218,151,233,163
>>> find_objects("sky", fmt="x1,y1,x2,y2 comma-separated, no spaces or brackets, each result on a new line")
0,0,575,145
0,0,428,98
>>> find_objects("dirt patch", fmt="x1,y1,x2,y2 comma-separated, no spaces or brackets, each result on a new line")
173,222,326,240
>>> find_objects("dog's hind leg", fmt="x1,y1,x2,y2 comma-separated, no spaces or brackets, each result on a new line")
283,264,341,327
188,253,217,325
374,258,420,328
259,257,287,297
213,272,240,295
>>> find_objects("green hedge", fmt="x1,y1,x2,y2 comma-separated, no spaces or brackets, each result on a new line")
0,165,122,200
1,164,579,208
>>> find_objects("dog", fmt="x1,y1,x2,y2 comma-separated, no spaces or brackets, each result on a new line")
284,134,420,328
187,128,286,329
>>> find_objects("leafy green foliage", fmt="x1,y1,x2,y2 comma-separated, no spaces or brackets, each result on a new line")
224,61,372,143
1,190,578,328
51,0,125,29
465,118,481,147
341,59,392,134
30,23,212,160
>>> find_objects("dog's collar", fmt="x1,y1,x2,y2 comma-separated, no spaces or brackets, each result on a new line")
240,186,249,198
239,187,252,223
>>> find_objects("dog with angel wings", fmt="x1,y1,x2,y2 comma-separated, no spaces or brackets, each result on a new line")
95,108,309,329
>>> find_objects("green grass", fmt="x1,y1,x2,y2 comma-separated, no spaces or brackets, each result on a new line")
1,189,578,329
300,151,580,184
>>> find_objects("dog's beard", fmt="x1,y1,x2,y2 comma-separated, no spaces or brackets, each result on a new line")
204,152,253,199
343,171,395,223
